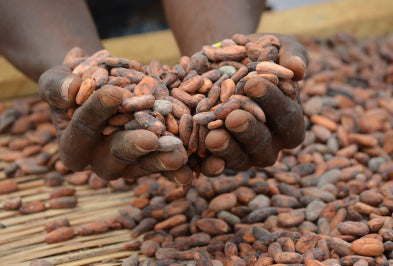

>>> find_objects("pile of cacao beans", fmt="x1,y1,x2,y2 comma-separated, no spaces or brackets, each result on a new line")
2,32,393,265
61,33,300,173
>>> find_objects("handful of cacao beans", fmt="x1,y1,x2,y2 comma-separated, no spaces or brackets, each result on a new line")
63,33,301,175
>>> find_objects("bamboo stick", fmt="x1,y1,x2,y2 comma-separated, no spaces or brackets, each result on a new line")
0,160,137,265
0,230,131,259
0,195,131,235
0,234,46,257
8,173,42,184
56,251,134,266
0,226,44,245
0,171,7,179
0,203,126,238
0,208,127,248
1,192,133,227
0,183,48,201
0,181,130,204
2,234,133,264
18,179,45,190
0,209,71,227
5,262,28,266
0,210,19,220
46,243,126,265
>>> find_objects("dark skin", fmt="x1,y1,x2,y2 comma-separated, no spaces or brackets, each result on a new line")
0,0,308,183
0,0,103,81
163,0,266,56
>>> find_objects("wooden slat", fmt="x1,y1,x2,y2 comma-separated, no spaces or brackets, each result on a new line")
0,207,123,247
1,230,128,258
56,252,133,266
0,190,134,227
0,178,136,264
1,231,132,264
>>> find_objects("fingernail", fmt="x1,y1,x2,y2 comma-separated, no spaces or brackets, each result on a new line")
206,132,230,152
211,165,225,175
101,92,122,107
211,137,229,152
60,76,75,100
172,165,193,185
174,175,192,185
246,82,268,98
292,55,306,68
278,44,285,57
227,119,249,133
133,144,154,154
209,159,225,175
291,55,307,79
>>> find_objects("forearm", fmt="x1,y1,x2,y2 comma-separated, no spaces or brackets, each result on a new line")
162,0,266,56
0,0,103,82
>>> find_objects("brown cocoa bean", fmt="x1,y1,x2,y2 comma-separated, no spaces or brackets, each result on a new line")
45,227,74,243
196,218,230,235
351,237,384,257
0,180,18,194
19,200,46,214
45,218,71,232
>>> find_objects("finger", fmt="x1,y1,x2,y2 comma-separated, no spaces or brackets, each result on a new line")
139,145,188,173
205,129,250,171
123,144,188,180
50,109,70,136
225,109,271,153
201,155,225,177
111,130,158,162
244,77,305,148
162,165,194,185
39,65,82,109
86,129,159,180
249,138,280,167
276,34,309,81
226,109,280,167
59,85,123,170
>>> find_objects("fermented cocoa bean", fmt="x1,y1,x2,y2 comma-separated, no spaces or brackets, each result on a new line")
45,227,74,243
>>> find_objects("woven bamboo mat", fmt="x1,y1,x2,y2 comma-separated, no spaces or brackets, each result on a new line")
0,144,144,266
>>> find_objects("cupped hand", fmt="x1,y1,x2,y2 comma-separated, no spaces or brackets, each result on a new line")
39,65,192,184
201,33,308,176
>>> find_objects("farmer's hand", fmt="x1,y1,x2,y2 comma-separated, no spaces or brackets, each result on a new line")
201,33,308,176
39,65,192,184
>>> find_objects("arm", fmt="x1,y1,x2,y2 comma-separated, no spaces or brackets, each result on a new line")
163,0,265,56
163,0,308,176
0,1,191,183
0,0,103,81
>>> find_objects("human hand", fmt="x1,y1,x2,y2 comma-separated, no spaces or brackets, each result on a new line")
38,65,192,184
200,33,308,176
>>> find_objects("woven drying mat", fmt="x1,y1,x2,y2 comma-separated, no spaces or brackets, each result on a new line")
0,144,145,266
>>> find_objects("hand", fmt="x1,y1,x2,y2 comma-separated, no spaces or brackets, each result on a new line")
38,65,192,184
201,33,308,176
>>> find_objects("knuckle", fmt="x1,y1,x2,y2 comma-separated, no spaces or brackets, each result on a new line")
71,120,99,138
274,104,303,132
248,132,271,154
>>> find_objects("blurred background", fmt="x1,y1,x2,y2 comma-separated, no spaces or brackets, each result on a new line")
86,0,333,39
